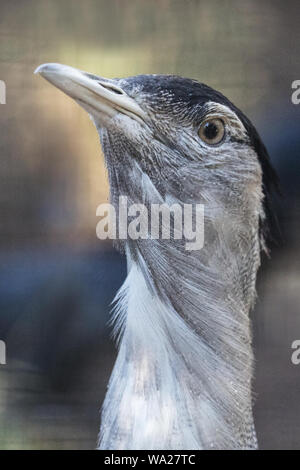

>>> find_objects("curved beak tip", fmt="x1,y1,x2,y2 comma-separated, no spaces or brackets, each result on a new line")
34,64,44,75
34,63,147,125
34,63,64,76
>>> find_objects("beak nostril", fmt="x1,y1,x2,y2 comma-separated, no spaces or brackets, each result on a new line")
98,82,124,95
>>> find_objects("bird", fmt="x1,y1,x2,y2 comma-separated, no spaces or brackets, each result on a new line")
35,63,277,450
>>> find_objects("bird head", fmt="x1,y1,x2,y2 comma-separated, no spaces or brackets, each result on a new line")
35,63,277,252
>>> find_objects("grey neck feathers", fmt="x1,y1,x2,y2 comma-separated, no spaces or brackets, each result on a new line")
98,161,262,450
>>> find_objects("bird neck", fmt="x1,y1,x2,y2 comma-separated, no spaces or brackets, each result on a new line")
99,233,259,449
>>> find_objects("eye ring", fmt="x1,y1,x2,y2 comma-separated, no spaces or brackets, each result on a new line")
198,118,225,145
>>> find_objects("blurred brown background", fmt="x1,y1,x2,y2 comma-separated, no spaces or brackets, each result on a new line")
0,0,300,449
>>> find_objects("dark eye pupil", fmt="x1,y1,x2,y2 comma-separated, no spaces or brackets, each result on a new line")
203,122,219,140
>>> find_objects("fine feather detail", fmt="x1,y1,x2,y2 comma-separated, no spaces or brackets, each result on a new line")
97,124,263,449
98,256,258,449
98,152,262,449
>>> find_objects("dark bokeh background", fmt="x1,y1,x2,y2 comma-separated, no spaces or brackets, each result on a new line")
0,0,299,449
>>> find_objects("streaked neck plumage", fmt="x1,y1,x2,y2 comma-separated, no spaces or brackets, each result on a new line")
98,160,262,450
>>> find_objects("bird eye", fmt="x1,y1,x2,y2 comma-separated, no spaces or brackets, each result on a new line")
198,118,225,145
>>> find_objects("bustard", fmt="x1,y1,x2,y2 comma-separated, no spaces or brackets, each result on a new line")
35,64,277,450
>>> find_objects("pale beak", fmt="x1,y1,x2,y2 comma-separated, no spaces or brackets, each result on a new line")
35,63,147,125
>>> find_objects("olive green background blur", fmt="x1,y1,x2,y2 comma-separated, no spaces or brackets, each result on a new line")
0,0,300,449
